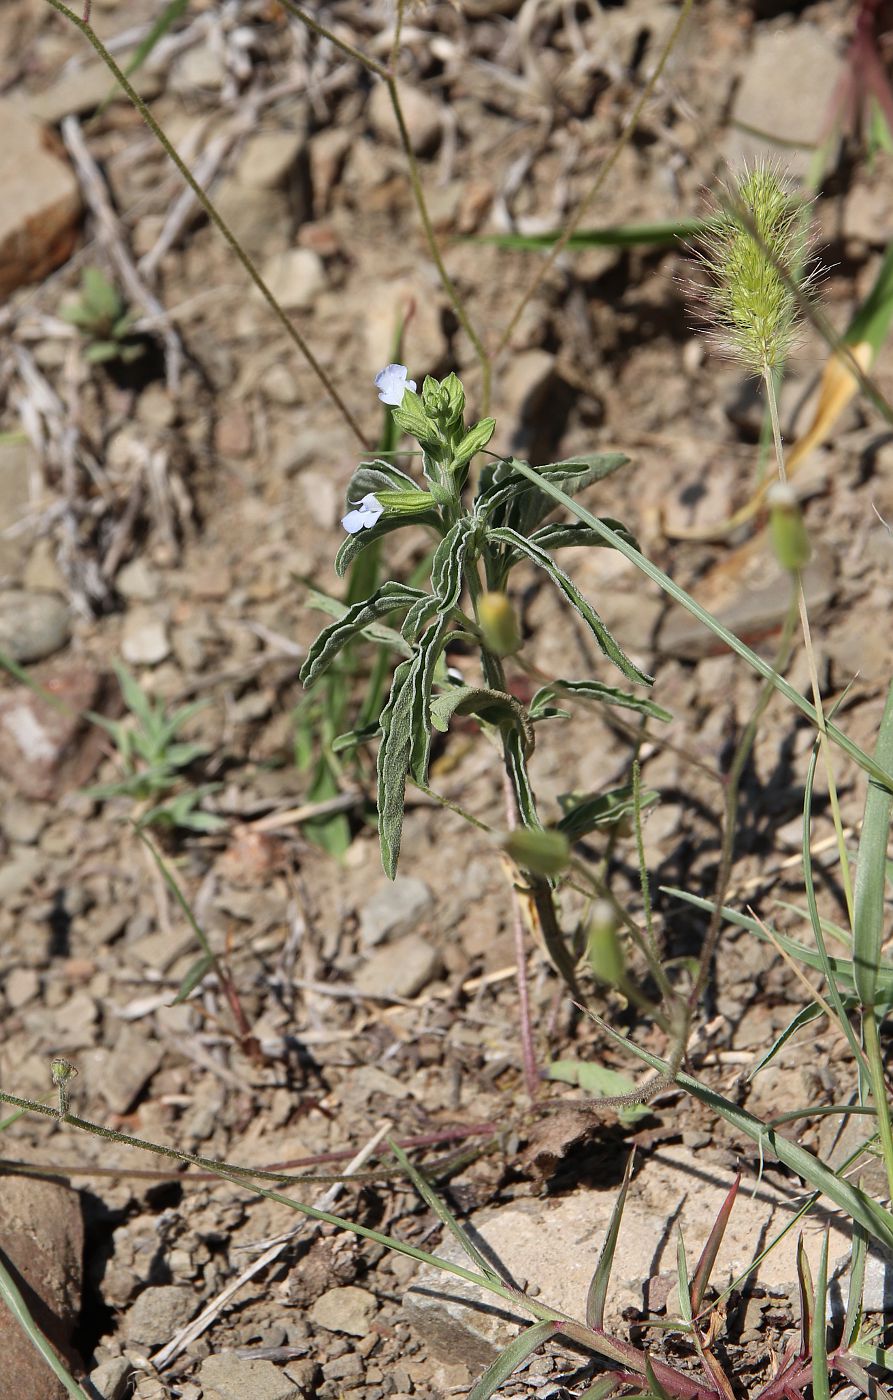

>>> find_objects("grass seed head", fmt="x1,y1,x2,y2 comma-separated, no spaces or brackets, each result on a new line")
695,162,817,376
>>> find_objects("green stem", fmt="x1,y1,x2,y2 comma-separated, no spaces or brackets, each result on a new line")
43,0,368,448
0,1252,89,1400
862,1012,893,1204
763,367,855,926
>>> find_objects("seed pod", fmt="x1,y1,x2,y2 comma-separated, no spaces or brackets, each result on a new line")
504,827,570,876
478,591,522,657
767,481,811,570
587,901,626,987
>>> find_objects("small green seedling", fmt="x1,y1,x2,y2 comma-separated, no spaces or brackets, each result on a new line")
61,267,145,366
86,661,225,833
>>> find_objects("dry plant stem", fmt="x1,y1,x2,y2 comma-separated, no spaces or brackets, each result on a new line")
276,0,491,409
494,0,694,358
42,0,369,448
763,367,855,926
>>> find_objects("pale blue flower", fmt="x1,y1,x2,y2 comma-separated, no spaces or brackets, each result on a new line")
374,363,416,406
342,492,384,535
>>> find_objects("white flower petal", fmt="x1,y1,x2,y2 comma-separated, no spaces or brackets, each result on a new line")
341,508,369,534
374,363,416,406
341,493,384,534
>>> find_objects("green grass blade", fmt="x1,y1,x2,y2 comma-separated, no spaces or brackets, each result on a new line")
388,1136,503,1283
466,1321,557,1400
583,1015,893,1252
853,679,893,1010
675,1230,692,1327
810,1231,830,1400
472,218,710,250
505,461,893,790
586,1150,635,1329
844,1222,867,1348
133,827,214,961
0,1252,90,1400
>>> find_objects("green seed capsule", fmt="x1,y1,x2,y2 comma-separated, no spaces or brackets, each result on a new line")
478,591,522,657
504,827,570,876
587,901,626,987
768,482,811,570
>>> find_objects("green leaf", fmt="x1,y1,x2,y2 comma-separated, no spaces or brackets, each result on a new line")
82,267,123,321
429,685,532,749
471,218,711,251
451,417,496,470
811,1231,831,1400
334,508,442,577
408,616,450,785
377,658,417,877
586,1149,635,1328
467,1322,557,1400
475,453,629,539
392,389,439,449
173,952,215,1004
663,887,893,1003
546,1060,650,1124
529,680,671,724
531,520,639,552
590,1016,893,1252
300,582,425,687
747,1002,825,1079
505,456,893,791
853,678,893,1010
487,526,651,686
557,784,659,841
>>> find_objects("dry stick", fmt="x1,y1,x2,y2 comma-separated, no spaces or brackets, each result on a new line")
43,0,368,448
150,1122,392,1370
276,0,491,410
494,0,695,358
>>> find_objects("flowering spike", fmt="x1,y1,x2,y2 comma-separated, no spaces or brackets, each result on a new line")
696,162,817,375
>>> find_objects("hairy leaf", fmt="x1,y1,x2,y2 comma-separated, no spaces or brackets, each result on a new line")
430,684,533,751
300,582,425,687
529,680,671,724
488,527,652,686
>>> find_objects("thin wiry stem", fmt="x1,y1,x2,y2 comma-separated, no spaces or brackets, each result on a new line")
495,0,695,358
42,0,369,447
763,367,855,927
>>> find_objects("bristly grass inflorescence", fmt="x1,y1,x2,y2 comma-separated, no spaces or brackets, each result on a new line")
695,161,818,376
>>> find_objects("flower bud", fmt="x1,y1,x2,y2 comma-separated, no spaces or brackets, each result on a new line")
767,481,811,571
587,901,626,987
478,591,522,657
504,827,570,876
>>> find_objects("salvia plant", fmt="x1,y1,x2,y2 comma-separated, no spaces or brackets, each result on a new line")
299,363,669,922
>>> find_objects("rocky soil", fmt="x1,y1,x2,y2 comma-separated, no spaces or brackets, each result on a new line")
0,1,892,1398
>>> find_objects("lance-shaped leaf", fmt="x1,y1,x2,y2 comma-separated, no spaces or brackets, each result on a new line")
487,527,652,686
531,520,640,552
529,679,672,724
349,458,428,496
557,784,660,841
690,1174,739,1314
475,453,629,535
747,1002,825,1079
377,657,416,877
504,724,540,830
467,1322,558,1400
811,1231,831,1400
451,416,496,471
664,887,893,1005
429,684,533,752
852,678,893,1010
300,582,426,687
408,616,450,786
587,1149,636,1328
335,508,442,577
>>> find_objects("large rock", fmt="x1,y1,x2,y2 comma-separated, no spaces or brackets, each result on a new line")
0,102,80,297
728,25,844,176
0,1172,84,1400
403,1145,858,1369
